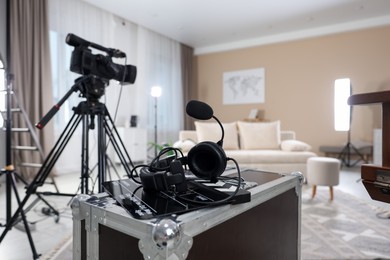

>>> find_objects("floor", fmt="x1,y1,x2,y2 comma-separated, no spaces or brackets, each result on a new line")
0,171,79,260
0,163,389,260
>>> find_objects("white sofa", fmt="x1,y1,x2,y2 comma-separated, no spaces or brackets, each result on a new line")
174,121,317,175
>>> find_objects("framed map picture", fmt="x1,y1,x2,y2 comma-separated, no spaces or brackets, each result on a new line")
223,68,265,104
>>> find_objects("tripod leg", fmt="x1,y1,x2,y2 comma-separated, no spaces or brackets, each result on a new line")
80,115,90,194
1,173,41,259
338,143,352,167
106,155,121,179
97,114,106,193
84,155,122,193
338,142,368,167
350,144,368,166
66,102,136,193
93,109,134,192
13,172,60,219
103,109,135,176
5,170,12,223
33,113,82,188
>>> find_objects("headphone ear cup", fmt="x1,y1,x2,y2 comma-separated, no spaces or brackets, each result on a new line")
187,141,227,182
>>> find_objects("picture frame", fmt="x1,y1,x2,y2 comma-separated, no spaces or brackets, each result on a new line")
223,67,265,105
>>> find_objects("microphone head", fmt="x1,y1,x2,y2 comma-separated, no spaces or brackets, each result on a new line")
66,33,90,47
186,100,213,120
109,48,127,58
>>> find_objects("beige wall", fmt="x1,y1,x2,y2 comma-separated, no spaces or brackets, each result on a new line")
194,26,390,154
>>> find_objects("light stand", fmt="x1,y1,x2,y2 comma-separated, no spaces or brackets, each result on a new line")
338,125,367,167
151,86,161,157
334,78,367,167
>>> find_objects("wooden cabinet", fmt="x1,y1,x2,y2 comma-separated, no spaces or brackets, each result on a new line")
114,127,147,163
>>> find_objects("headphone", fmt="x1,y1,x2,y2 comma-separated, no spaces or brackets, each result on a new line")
137,100,229,193
187,141,226,182
185,99,228,182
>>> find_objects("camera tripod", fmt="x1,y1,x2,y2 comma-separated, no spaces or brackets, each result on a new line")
0,75,135,259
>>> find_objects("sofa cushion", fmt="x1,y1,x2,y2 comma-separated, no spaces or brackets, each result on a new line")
226,149,316,164
195,121,239,150
237,121,281,150
281,140,312,151
173,139,197,153
280,130,296,141
179,130,198,143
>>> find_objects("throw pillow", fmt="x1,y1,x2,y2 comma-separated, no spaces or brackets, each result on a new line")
237,121,281,150
281,140,312,151
195,121,239,150
173,139,197,153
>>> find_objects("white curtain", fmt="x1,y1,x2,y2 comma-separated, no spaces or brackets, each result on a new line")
48,0,183,172
137,27,183,147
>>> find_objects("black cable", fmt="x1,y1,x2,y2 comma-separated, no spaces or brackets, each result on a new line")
101,56,126,150
111,56,128,123
130,147,185,184
148,147,184,172
130,164,148,184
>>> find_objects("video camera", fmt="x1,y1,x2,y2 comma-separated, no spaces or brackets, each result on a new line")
66,33,137,84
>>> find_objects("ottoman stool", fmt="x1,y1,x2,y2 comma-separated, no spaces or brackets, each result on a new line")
306,157,341,200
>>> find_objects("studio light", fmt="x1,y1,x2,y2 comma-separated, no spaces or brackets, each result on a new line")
334,78,351,131
151,86,162,98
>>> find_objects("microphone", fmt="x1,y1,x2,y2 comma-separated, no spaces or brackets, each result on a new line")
108,48,126,58
186,100,224,146
65,33,89,47
186,100,213,120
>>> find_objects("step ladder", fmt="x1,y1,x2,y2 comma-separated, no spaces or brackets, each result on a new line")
0,88,59,192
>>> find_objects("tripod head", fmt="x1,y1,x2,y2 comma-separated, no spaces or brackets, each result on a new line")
36,75,107,129
76,75,108,103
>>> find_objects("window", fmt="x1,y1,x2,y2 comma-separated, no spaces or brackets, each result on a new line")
49,30,79,130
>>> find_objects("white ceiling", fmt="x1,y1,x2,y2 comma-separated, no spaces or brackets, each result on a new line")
83,0,390,54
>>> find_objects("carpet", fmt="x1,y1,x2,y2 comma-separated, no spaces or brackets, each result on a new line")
301,187,390,259
44,188,390,260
